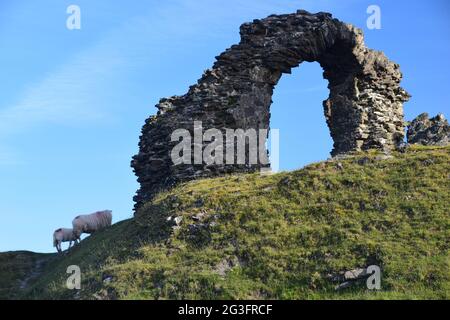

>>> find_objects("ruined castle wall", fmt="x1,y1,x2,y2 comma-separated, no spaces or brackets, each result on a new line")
131,10,410,211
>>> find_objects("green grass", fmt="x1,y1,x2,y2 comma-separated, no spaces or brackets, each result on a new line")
0,251,54,299
8,145,450,299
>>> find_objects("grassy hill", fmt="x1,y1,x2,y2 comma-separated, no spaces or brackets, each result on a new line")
0,251,54,299
3,145,449,300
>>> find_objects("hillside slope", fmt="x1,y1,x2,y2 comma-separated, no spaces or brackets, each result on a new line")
6,145,450,300
0,251,54,299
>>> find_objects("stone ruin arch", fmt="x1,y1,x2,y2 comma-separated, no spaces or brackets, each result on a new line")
131,10,410,210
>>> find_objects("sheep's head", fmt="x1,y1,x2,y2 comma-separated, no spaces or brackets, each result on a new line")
73,229,82,238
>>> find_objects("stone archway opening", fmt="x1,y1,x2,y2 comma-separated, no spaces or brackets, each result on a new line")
270,61,332,170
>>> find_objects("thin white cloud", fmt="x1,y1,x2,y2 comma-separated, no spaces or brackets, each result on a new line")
0,0,340,155
0,40,128,136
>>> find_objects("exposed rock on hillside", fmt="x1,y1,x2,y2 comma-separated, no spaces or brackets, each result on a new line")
407,113,450,146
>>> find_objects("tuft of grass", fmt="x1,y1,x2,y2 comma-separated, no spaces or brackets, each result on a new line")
8,145,450,299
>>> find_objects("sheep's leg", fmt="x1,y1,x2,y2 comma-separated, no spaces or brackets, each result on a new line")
73,230,81,244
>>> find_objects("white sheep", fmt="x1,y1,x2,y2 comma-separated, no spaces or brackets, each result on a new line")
72,210,112,241
53,228,78,253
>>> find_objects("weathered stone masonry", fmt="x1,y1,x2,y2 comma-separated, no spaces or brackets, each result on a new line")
131,10,410,210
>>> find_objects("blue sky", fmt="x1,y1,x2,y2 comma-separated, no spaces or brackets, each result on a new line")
0,0,449,253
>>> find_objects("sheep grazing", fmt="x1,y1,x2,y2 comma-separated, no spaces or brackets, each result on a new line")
53,228,78,253
72,210,112,241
